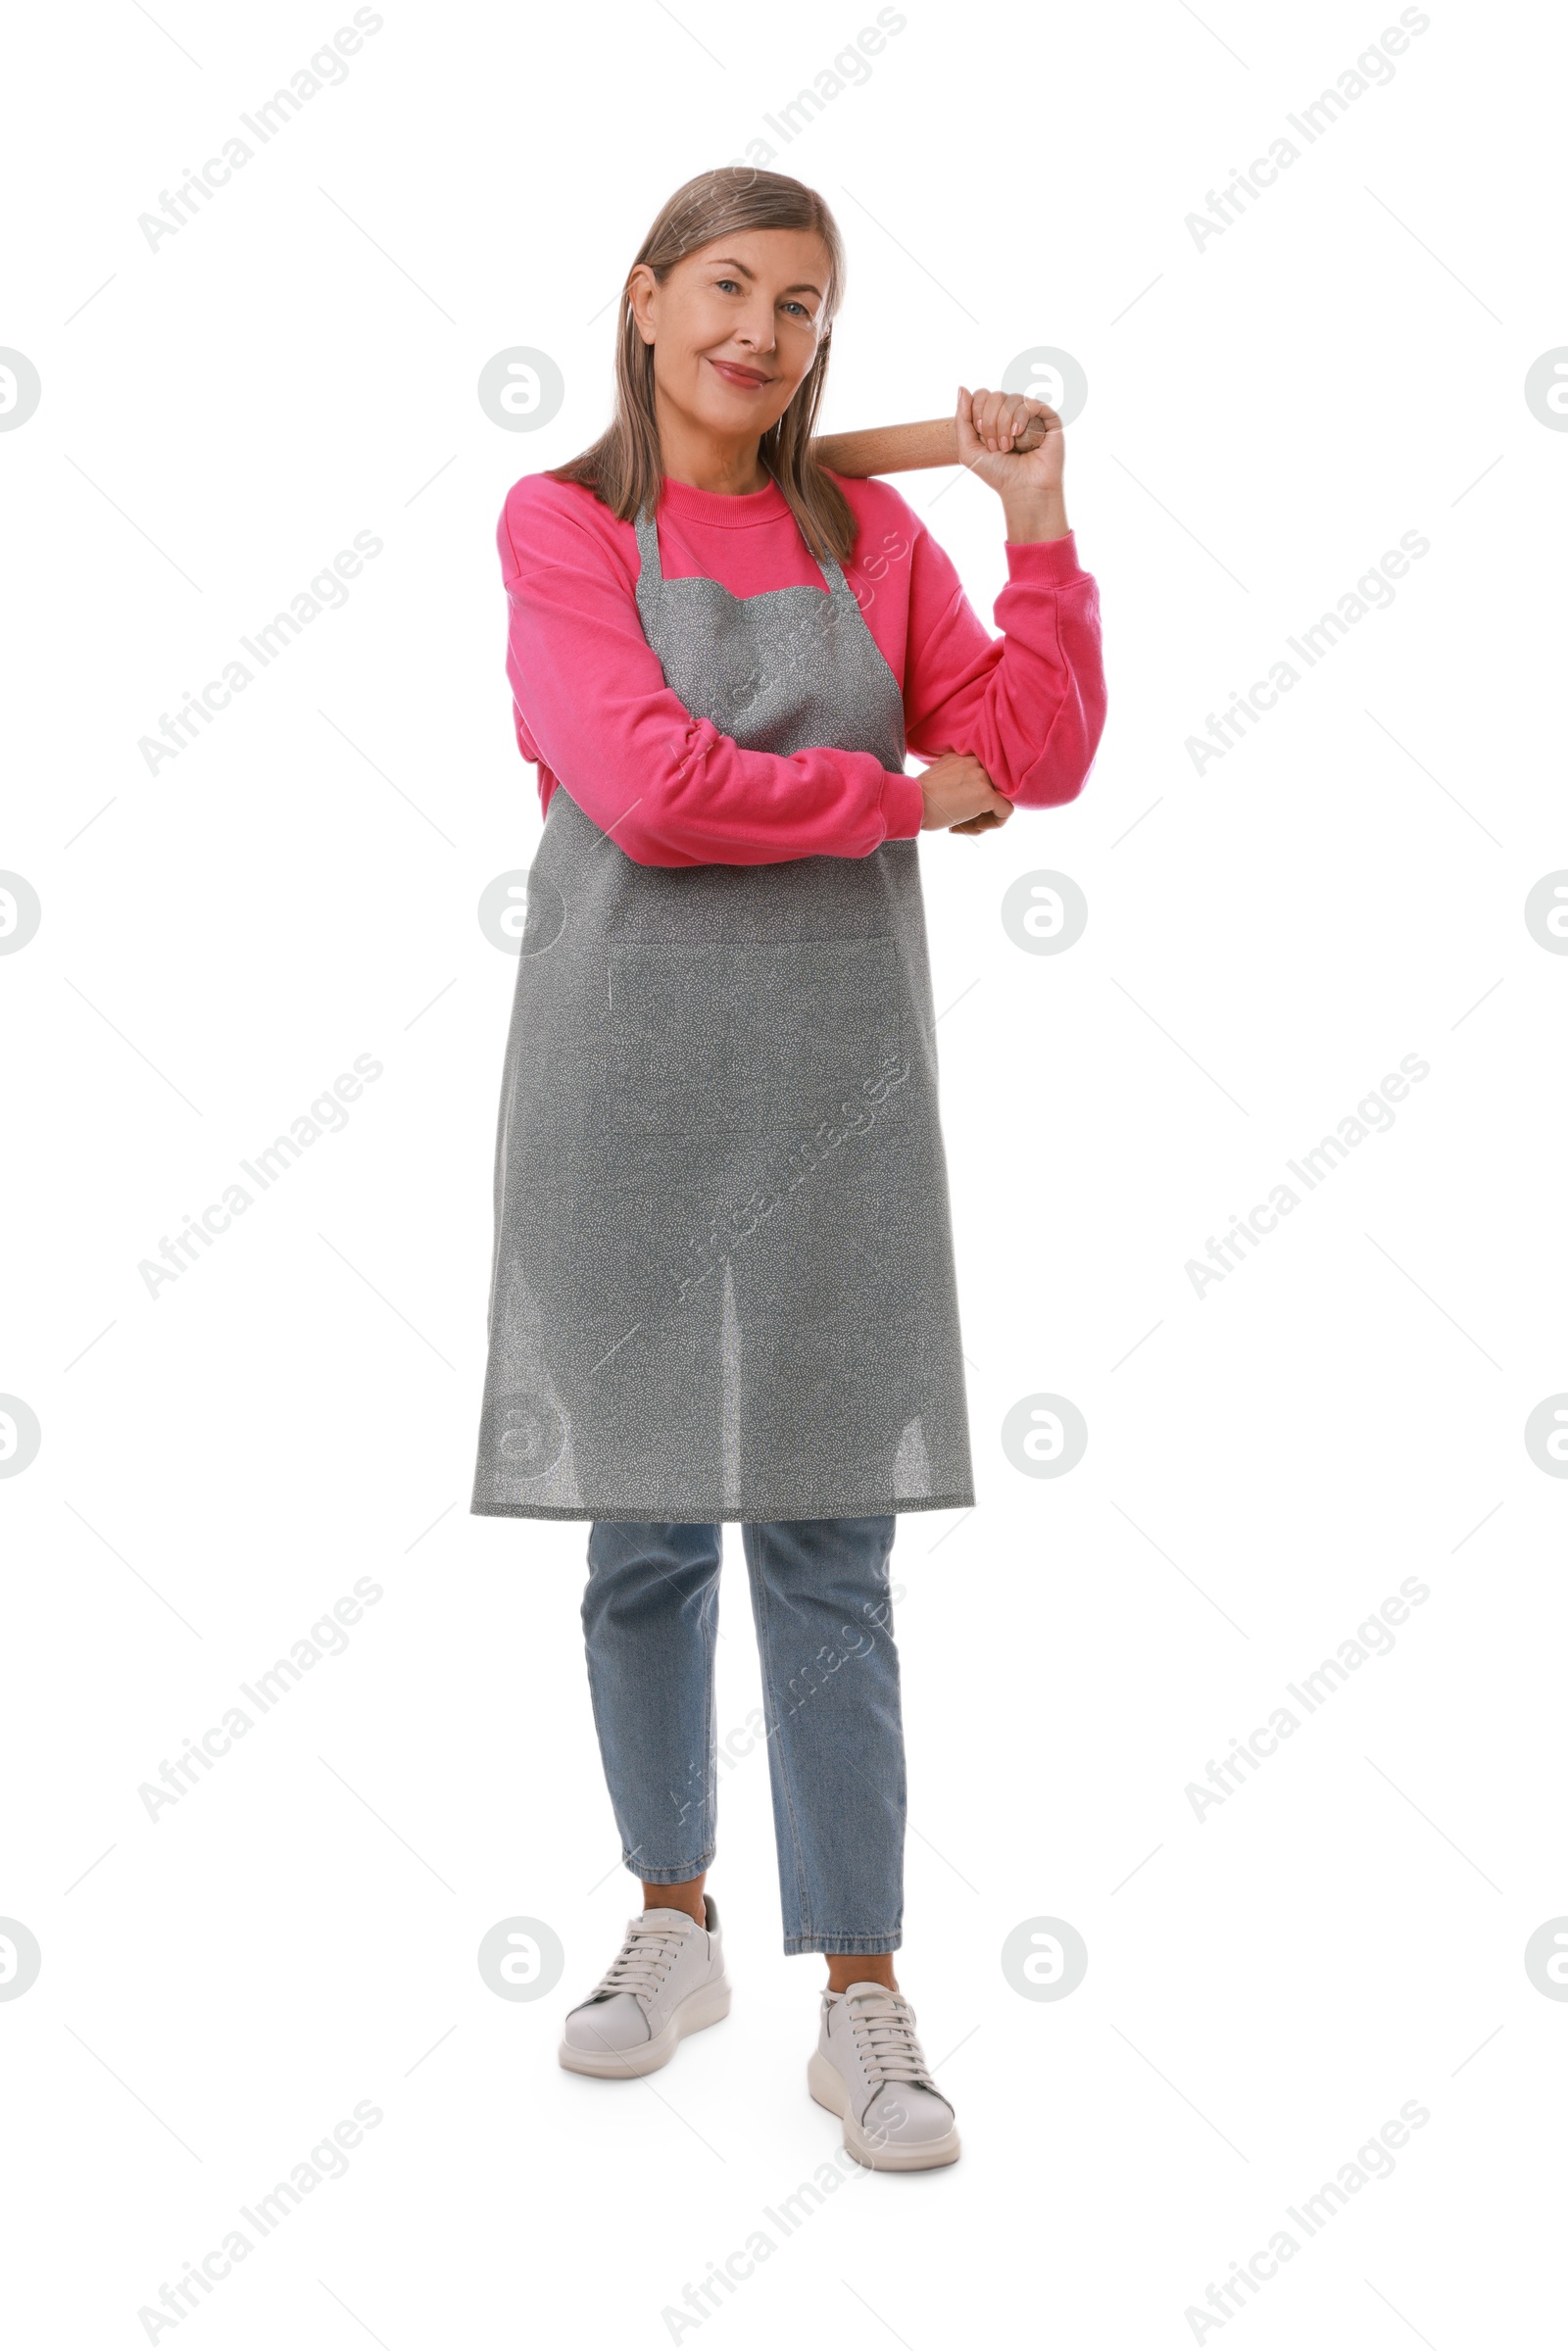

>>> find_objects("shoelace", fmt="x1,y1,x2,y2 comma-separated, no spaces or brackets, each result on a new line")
589,1916,691,2006
841,1987,939,2092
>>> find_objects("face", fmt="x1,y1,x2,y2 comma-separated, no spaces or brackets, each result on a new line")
628,227,832,447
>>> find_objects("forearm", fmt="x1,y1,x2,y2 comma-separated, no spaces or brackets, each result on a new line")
612,712,922,865
1002,486,1071,545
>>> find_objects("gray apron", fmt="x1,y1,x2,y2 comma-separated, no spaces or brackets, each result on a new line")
469,490,975,1524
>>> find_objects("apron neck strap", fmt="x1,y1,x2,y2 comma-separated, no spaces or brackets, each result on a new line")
632,494,850,602
632,501,664,588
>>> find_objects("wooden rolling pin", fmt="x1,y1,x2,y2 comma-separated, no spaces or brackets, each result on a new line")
812,410,1052,477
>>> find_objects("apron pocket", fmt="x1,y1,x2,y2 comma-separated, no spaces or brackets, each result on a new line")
608,936,905,1138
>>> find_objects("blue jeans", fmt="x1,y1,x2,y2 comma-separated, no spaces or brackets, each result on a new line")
581,1517,905,1955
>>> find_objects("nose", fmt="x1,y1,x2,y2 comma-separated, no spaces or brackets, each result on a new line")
733,296,777,356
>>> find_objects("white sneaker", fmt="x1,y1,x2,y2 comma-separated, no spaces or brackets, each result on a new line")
558,1895,730,2077
808,1982,960,2170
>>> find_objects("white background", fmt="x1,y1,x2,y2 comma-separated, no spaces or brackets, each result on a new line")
4,0,1565,2342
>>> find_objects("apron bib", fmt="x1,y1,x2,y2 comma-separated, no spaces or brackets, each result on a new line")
470,489,976,1523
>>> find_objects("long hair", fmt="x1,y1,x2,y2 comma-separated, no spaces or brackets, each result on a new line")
545,169,858,566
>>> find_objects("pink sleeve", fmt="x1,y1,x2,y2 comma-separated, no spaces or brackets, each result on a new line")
498,476,924,868
900,510,1106,808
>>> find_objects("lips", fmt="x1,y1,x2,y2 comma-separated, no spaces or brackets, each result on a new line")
709,360,772,389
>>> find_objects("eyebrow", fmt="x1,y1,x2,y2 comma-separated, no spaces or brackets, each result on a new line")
705,256,824,298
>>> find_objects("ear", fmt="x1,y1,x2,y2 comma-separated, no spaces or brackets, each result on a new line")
625,265,658,346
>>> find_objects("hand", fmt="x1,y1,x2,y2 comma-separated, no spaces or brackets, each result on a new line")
955,384,1065,501
948,801,1014,835
917,750,1015,836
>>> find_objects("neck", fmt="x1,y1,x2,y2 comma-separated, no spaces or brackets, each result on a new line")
654,393,770,496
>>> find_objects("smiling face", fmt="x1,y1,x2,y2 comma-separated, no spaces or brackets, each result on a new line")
628,226,833,470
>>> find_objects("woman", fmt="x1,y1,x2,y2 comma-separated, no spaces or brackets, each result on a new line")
469,169,1105,2171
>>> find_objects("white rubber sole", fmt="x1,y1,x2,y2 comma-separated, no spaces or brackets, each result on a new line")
558,1975,732,2077
808,2050,961,2171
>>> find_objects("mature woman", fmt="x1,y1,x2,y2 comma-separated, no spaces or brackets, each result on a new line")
470,168,1105,2171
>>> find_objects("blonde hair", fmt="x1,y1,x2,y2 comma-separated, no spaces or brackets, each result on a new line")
546,168,857,565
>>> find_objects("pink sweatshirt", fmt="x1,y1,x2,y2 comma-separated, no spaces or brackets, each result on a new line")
496,466,1105,867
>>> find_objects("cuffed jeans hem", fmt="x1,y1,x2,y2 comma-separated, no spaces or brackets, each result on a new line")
632,1851,716,1885
784,1932,904,1956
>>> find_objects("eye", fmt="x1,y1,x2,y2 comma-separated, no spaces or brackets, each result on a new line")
782,300,811,319
715,276,742,293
